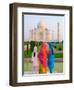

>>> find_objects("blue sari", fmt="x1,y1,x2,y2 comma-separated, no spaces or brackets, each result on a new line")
48,42,55,73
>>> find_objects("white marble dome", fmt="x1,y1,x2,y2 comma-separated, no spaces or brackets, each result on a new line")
37,20,48,29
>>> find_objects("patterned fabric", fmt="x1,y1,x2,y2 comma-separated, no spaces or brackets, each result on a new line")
38,42,48,73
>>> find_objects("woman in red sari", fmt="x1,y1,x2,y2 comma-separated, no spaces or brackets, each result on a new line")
38,42,49,74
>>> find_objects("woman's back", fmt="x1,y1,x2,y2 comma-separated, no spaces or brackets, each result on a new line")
48,42,55,73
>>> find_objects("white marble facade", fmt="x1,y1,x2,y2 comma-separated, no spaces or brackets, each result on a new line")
30,20,52,42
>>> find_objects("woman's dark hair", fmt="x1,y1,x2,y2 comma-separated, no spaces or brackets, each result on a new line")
33,52,36,57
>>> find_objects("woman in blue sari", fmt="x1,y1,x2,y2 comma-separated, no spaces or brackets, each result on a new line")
48,42,55,73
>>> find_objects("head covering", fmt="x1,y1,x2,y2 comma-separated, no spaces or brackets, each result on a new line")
41,42,47,49
33,46,37,52
38,42,48,68
48,42,54,54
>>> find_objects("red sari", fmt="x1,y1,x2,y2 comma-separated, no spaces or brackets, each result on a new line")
38,42,48,74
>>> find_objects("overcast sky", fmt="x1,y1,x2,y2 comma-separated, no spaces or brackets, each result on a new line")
24,14,64,42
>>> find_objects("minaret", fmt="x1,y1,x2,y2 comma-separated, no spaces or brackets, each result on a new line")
57,23,60,42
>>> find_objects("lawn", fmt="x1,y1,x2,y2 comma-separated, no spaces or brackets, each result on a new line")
24,61,63,73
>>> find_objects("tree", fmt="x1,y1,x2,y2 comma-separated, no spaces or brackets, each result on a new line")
30,41,35,52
